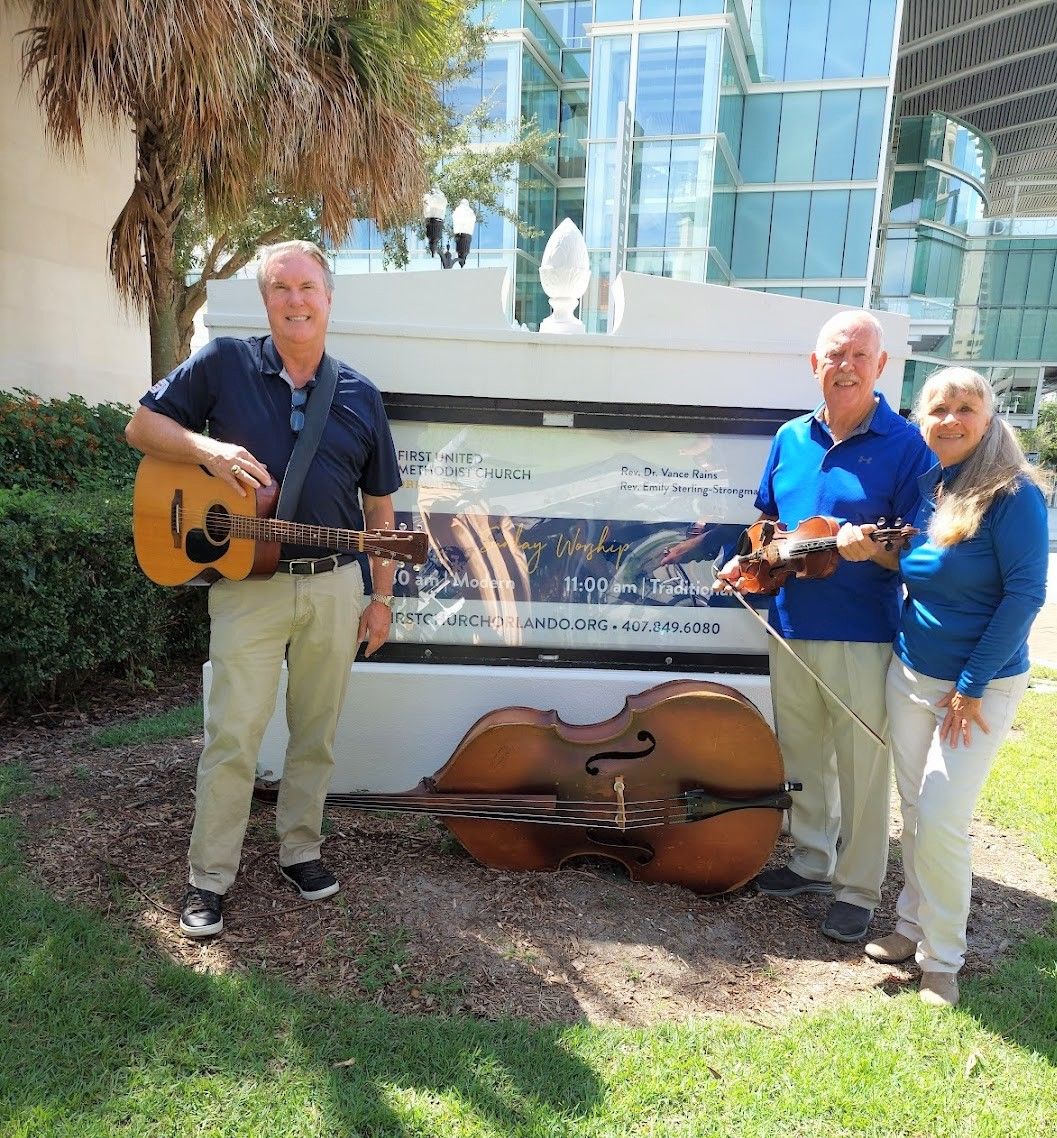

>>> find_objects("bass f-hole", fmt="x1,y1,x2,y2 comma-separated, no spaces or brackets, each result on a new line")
585,730,657,774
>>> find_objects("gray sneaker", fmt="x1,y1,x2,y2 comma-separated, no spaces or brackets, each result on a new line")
821,901,872,942
754,865,833,897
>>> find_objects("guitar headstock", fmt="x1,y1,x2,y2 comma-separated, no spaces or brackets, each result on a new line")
872,518,920,551
362,528,429,568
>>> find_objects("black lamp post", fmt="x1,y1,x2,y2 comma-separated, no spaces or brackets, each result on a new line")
423,189,477,268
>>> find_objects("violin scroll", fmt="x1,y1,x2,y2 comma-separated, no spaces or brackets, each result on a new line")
871,518,919,552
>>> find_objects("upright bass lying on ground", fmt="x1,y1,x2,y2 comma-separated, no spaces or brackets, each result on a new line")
315,679,800,896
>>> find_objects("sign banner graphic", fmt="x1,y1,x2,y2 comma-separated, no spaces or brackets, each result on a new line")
388,419,772,656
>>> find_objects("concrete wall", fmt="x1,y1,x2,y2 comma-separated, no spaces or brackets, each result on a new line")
206,268,909,411
1,5,150,406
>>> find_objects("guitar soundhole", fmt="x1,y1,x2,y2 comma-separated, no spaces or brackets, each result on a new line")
204,505,230,546
183,505,231,565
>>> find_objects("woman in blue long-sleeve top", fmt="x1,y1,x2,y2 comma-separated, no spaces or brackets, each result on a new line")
858,367,1049,1008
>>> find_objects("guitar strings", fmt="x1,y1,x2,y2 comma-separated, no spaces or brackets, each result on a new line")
196,509,420,556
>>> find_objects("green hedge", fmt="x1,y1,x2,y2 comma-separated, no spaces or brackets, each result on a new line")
0,391,207,711
0,387,139,491
0,487,208,710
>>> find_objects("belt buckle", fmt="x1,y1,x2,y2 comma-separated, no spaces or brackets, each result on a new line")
309,555,341,575
283,554,341,575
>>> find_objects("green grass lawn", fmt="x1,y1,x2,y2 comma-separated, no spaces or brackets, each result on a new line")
1,684,1055,1137
89,700,203,748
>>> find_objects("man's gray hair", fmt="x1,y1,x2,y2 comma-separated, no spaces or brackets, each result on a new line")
815,309,886,355
256,240,334,296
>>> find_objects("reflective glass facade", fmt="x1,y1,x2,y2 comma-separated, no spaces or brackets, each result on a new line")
750,0,898,82
876,113,1057,420
575,0,896,328
332,2,1056,424
333,1,564,333
336,0,898,333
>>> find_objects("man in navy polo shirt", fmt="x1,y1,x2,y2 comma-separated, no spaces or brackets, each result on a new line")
125,240,402,939
719,311,932,943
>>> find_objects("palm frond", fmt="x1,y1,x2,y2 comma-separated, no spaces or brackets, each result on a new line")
9,0,455,307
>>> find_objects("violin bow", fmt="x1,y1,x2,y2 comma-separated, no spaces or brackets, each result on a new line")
714,570,886,748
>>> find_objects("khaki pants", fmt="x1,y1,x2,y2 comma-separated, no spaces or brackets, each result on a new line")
189,563,366,893
769,638,892,910
887,659,1029,973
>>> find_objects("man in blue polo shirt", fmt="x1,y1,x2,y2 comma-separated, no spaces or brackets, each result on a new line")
720,310,932,943
125,240,402,939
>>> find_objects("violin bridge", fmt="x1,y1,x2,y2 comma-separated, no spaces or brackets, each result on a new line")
613,775,627,831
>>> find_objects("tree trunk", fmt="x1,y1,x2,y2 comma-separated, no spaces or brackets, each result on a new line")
150,296,183,382
111,119,184,381
173,278,206,375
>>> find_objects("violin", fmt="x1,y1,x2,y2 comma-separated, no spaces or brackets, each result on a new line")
731,515,918,596
323,679,800,896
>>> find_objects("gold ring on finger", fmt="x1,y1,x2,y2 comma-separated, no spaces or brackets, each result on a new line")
231,464,242,477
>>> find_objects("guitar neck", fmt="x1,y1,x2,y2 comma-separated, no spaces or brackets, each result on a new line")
232,516,376,554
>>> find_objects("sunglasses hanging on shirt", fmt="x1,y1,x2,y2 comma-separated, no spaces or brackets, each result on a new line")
290,387,308,434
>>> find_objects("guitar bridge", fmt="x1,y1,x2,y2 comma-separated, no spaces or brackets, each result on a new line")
170,489,183,548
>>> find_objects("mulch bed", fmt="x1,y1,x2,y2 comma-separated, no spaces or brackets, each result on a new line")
3,670,1054,1026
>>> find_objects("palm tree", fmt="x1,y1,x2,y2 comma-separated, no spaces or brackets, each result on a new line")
9,0,457,378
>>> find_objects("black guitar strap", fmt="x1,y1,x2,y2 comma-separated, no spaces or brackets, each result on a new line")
274,351,339,522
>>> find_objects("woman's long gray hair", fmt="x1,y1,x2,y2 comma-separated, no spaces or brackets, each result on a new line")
913,367,1043,546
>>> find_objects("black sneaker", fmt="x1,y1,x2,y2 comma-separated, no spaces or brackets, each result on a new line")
754,865,833,897
179,887,224,938
821,901,872,943
279,859,339,900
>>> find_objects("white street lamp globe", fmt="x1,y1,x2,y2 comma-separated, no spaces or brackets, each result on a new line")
452,198,477,236
422,188,448,220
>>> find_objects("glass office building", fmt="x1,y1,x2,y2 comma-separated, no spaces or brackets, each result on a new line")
876,111,1057,419
575,0,898,329
335,0,1057,421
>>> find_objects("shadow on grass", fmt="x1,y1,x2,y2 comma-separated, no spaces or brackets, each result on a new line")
863,836,1057,1064
0,820,600,1136
961,927,1057,1064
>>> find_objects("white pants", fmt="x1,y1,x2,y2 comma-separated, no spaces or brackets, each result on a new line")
189,563,366,893
886,658,1029,973
770,638,892,910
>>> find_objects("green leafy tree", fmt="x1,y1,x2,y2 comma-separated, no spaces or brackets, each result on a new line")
1034,400,1057,469
171,182,322,367
9,0,459,380
169,7,551,361
1018,400,1057,469
171,113,551,365
378,106,554,269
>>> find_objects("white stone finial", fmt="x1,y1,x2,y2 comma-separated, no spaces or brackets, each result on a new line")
539,219,591,334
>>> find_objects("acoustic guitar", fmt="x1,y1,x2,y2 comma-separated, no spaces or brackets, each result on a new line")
132,455,427,586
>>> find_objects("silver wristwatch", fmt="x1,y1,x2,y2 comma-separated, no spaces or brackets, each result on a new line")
371,593,396,609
